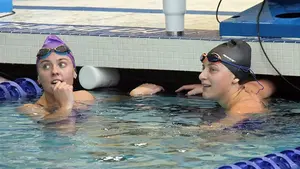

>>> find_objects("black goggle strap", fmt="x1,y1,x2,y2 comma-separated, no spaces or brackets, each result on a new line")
222,60,264,94
249,69,264,95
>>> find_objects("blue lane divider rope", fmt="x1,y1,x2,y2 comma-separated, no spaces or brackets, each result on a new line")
218,147,300,169
0,78,42,100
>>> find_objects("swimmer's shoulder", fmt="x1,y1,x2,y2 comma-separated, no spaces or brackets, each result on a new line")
244,80,275,99
74,90,95,102
229,99,266,114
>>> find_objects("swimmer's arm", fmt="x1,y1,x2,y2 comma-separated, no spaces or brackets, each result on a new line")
129,83,164,97
199,114,246,131
202,100,268,130
199,105,251,130
245,80,275,99
40,107,73,124
17,104,50,121
18,104,73,124
19,104,78,135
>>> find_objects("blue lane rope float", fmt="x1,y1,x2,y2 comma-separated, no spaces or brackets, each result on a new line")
0,84,11,100
217,147,300,169
1,81,27,99
15,78,42,98
0,78,42,100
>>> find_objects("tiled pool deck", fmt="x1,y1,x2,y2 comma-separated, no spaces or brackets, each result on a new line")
1,0,300,76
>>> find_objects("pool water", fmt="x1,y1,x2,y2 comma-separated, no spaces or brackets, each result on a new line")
1,91,300,169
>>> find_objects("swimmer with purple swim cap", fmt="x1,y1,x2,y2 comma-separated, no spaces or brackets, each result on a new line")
19,35,95,125
36,35,76,68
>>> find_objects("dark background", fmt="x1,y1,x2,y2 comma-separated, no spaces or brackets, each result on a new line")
0,63,299,100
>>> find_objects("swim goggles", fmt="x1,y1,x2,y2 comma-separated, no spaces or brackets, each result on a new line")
200,52,251,73
36,45,71,58
200,52,264,94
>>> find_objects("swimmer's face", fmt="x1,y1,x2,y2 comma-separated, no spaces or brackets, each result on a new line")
37,52,76,94
199,59,236,101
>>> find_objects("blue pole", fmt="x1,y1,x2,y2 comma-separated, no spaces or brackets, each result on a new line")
0,0,13,13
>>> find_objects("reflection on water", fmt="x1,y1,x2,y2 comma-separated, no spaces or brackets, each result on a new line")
1,92,300,169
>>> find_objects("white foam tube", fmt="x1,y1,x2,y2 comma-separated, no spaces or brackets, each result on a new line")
163,0,186,36
79,66,120,90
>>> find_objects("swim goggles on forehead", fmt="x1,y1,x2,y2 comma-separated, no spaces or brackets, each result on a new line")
200,52,251,73
200,52,264,94
36,45,70,58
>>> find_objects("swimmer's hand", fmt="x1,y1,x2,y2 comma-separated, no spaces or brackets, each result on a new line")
175,84,203,96
130,83,164,97
17,82,75,124
34,81,75,124
52,81,74,109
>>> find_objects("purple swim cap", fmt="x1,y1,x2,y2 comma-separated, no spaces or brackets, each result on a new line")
36,35,76,68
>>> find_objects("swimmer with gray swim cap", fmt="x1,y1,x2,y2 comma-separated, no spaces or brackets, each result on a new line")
204,39,252,84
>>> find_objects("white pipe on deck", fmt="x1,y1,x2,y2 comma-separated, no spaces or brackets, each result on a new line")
163,0,186,36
